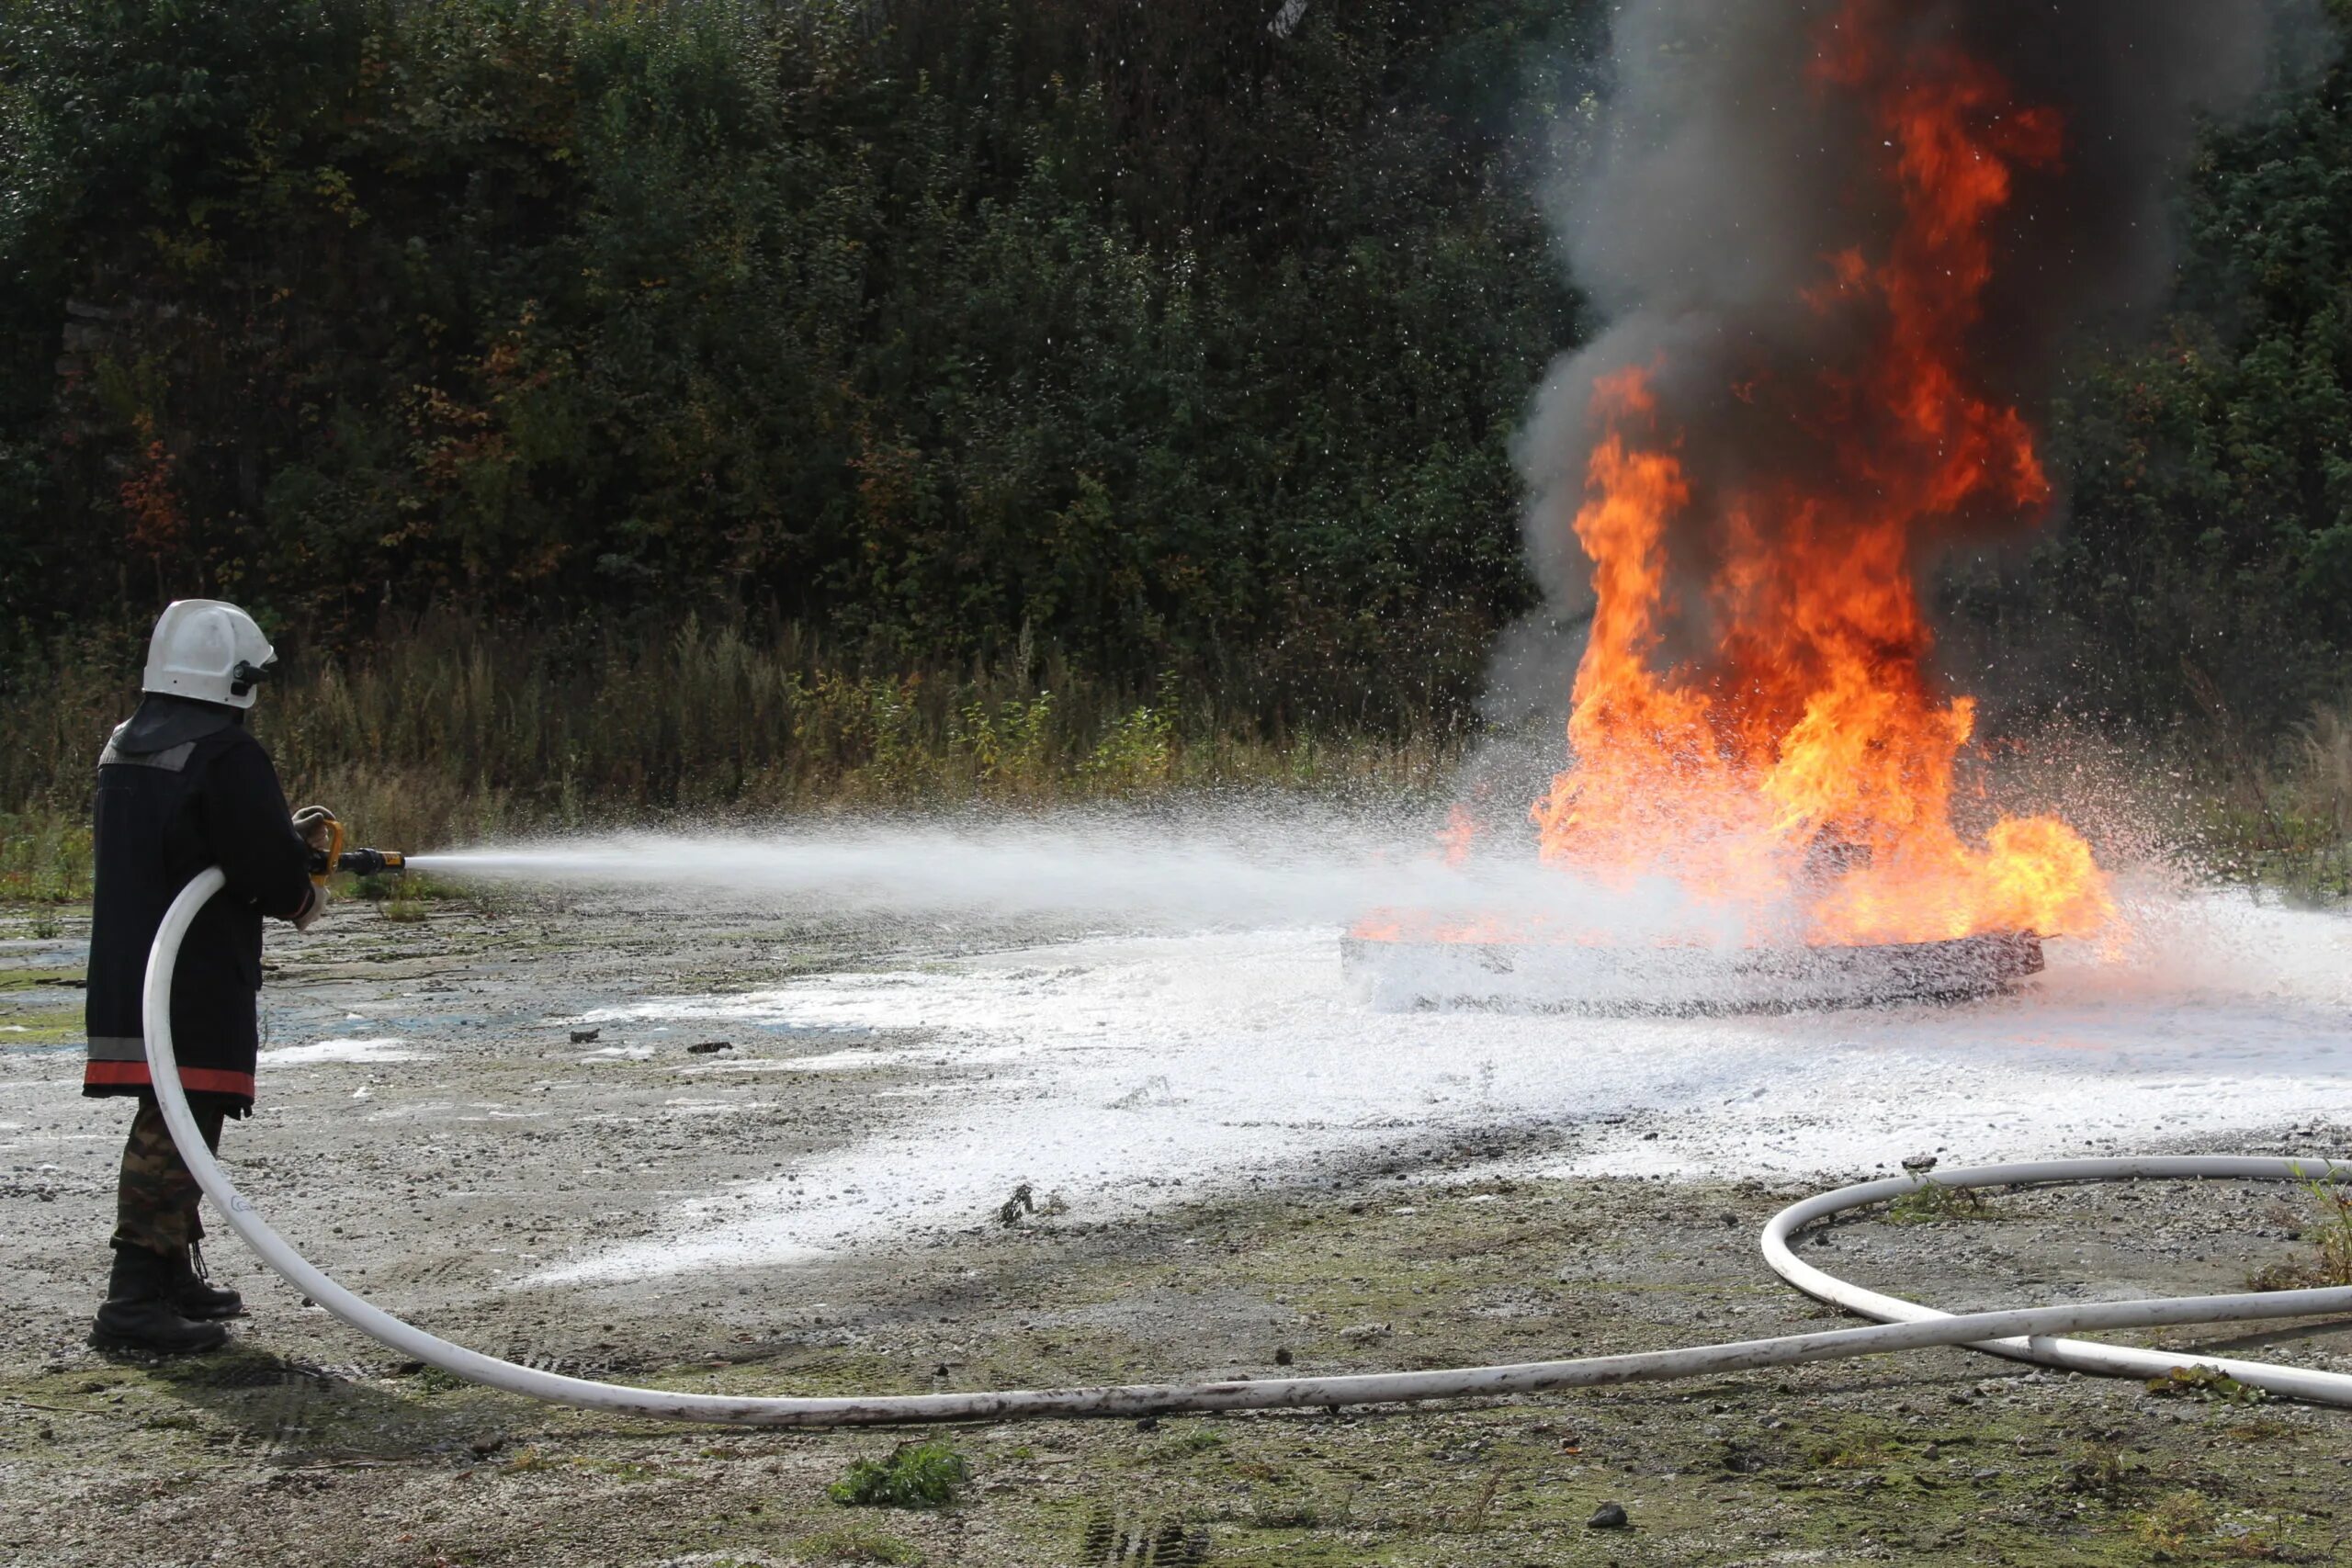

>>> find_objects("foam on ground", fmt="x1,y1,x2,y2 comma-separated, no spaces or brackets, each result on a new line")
258,1037,427,1066
532,889,2351,1285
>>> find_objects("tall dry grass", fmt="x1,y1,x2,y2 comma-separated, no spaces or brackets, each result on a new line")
0,615,1463,895
2172,693,2352,900
2288,705,2352,841
6,620,2345,904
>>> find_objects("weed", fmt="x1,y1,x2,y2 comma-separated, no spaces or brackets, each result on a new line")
380,899,428,924
951,691,1058,792
1808,1434,1895,1470
1883,1178,1992,1225
2128,1490,2291,1560
1080,685,1177,793
2054,1443,2139,1501
2247,1171,2352,1291
789,1528,924,1565
2134,1490,2218,1554
1247,1486,1351,1530
2144,1366,2269,1405
828,1441,970,1509
408,1365,467,1394
1450,1466,1506,1533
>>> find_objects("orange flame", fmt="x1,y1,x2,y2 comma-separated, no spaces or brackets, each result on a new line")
1532,2,2114,947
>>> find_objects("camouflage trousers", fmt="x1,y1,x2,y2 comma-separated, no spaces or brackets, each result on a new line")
111,1098,226,1256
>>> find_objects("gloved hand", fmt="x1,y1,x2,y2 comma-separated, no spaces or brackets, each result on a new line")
293,882,328,933
292,805,339,854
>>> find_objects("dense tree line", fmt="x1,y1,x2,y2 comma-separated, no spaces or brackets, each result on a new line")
0,0,2346,739
0,0,1591,724
2035,0,2352,735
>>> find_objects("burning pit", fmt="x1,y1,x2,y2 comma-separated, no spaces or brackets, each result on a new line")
1343,928,2042,1016
1369,0,2264,1005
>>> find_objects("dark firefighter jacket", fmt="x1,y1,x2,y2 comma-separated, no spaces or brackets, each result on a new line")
83,694,315,1112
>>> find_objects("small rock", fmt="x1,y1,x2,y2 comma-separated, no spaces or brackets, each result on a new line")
1588,1501,1630,1529
1338,1324,1391,1344
1274,1347,1295,1366
569,1028,599,1044
686,1040,732,1055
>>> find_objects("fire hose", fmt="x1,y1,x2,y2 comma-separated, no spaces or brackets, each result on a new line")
144,865,2352,1423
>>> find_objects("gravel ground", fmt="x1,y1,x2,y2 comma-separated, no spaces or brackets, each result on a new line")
4,887,2349,1567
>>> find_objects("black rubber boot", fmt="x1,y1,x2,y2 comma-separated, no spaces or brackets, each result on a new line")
167,1243,243,1321
91,1246,230,1355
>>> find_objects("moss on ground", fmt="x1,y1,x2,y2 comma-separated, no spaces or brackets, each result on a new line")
0,965,84,991
0,1000,86,1043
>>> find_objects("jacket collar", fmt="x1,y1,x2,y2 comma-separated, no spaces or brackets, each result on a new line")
111,693,244,756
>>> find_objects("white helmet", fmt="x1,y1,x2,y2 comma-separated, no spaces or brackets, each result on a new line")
142,599,277,709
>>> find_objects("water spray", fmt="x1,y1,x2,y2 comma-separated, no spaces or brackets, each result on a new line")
139,863,2352,1423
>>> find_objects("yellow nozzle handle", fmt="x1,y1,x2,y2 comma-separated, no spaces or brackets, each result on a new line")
310,818,347,887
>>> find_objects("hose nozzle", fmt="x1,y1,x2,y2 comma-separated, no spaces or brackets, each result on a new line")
336,847,407,878
308,844,407,880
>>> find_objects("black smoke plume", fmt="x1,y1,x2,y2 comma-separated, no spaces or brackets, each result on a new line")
1508,0,2309,691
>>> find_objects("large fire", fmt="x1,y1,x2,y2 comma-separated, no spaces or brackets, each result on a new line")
1528,1,2114,948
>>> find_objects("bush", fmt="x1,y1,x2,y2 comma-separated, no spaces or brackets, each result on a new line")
827,1442,971,1510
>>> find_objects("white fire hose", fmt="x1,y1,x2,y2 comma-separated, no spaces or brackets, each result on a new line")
145,867,2352,1423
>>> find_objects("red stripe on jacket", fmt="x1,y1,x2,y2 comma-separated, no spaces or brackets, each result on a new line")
84,1059,256,1099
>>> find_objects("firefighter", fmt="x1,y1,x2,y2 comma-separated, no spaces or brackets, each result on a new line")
83,600,335,1354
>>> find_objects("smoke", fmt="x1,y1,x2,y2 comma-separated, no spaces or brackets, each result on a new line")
1503,0,2312,717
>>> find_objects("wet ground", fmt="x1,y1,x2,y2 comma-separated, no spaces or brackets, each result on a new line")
3,881,2349,1566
